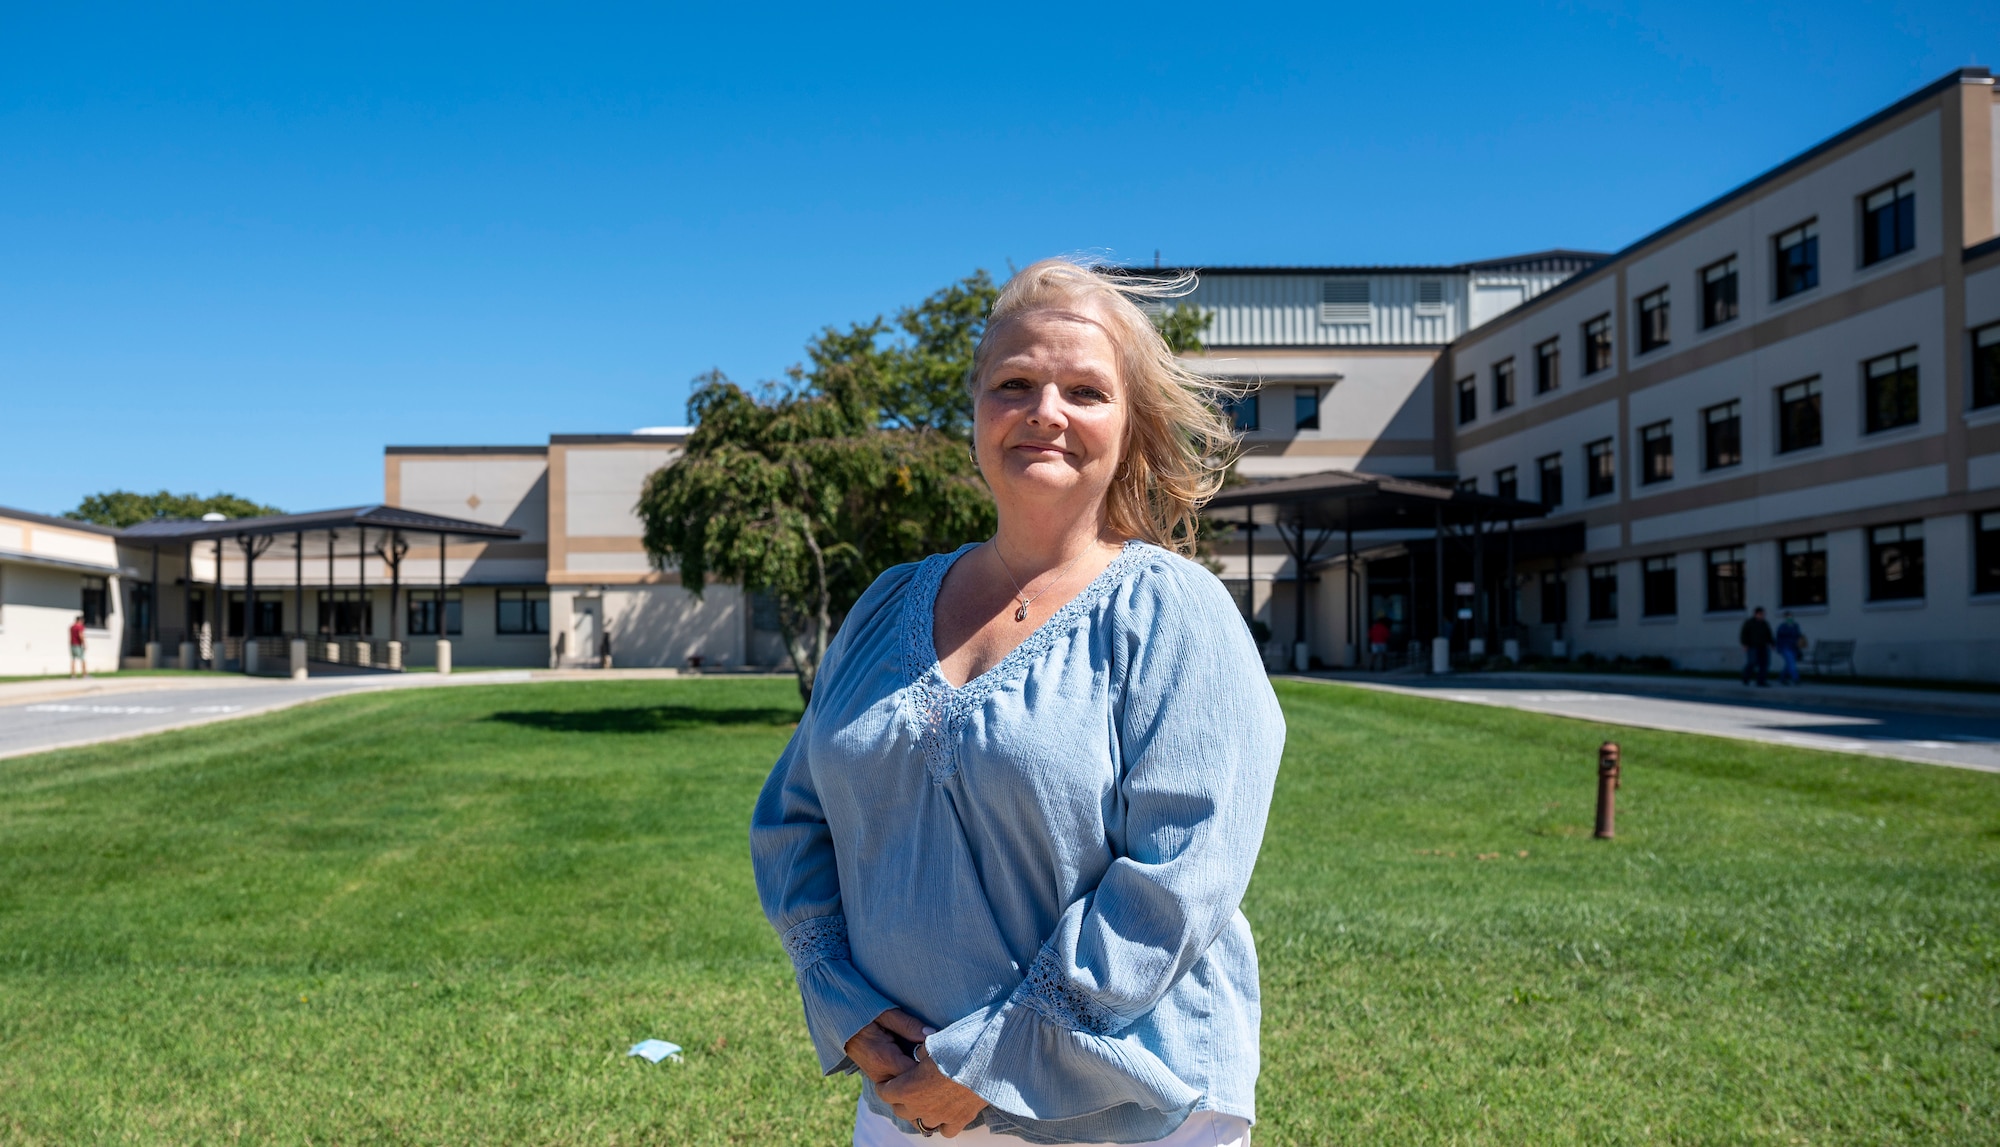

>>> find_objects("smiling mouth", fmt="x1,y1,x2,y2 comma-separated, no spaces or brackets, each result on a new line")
1013,442,1067,455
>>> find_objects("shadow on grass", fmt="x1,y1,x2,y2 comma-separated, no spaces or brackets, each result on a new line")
486,705,798,734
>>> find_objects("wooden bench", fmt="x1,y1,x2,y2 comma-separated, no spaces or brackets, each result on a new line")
1806,638,1857,677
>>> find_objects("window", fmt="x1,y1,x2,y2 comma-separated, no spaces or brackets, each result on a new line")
1537,453,1563,509
1636,287,1669,353
1701,256,1739,328
1864,348,1920,433
1293,386,1320,431
80,575,109,629
1416,279,1446,314
1775,220,1819,299
1641,420,1674,484
1495,466,1518,502
1223,391,1260,432
1861,175,1915,266
1586,438,1615,498
1868,521,1925,601
1456,478,1478,494
1642,555,1678,617
1535,338,1560,394
1703,401,1742,470
1976,323,2000,410
497,588,550,634
317,589,372,637
1706,546,1746,612
407,589,463,636
1456,376,1477,425
1320,279,1370,324
1976,512,2000,595
1777,378,1822,453
1540,570,1568,625
1781,535,1828,607
1493,358,1516,411
1588,563,1618,620
225,593,283,637
1582,315,1613,375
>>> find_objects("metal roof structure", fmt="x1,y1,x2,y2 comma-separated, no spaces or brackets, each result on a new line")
1206,469,1547,534
1109,250,1608,278
120,504,522,545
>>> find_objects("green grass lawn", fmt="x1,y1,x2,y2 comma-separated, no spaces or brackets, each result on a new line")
0,678,1994,1144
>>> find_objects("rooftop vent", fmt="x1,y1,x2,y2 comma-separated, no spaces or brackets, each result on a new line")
1416,279,1446,314
1320,279,1371,325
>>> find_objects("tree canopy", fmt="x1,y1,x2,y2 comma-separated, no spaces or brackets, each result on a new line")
67,490,282,529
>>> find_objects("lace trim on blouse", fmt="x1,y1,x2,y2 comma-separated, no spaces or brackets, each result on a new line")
1015,948,1121,1035
900,542,1149,784
782,914,851,973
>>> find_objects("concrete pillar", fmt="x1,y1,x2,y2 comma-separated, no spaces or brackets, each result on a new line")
436,639,452,676
1503,638,1521,663
290,638,308,681
244,641,261,675
1292,641,1309,673
387,640,403,671
1431,636,1451,675
1469,638,1486,657
144,641,161,669
178,641,196,670
356,641,372,668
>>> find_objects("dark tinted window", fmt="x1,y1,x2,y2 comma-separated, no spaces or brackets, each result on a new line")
1493,359,1516,410
1976,512,2000,596
1701,257,1739,328
1294,386,1320,431
1495,467,1518,502
1535,340,1559,393
1704,401,1742,470
1642,555,1677,617
1781,535,1828,607
1864,349,1920,433
1861,176,1915,266
1637,287,1669,353
1706,547,1745,612
1583,315,1613,375
1456,376,1477,425
1586,438,1615,498
1537,453,1563,509
1777,378,1822,453
1975,324,2000,410
1588,563,1618,620
1868,522,1925,601
1641,420,1674,484
1775,220,1819,299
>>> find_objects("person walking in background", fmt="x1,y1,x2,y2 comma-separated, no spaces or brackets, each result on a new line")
1774,610,1806,686
68,614,88,678
1368,616,1390,671
1739,606,1774,687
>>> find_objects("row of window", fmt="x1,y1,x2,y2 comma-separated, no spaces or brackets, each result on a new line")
215,588,551,637
1471,341,1964,506
1553,512,2000,623
1222,387,1317,433
1457,175,1926,426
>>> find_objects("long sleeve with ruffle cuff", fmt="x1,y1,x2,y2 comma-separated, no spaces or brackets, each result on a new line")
782,914,898,1076
921,948,1201,1122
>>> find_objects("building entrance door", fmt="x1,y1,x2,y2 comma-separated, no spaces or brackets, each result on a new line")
572,598,601,668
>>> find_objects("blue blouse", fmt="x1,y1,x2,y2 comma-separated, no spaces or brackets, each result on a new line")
750,541,1285,1144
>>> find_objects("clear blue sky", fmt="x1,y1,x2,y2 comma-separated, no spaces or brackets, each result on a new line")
2,2,1995,516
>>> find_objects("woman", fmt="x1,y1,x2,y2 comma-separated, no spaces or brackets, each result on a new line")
751,258,1285,1145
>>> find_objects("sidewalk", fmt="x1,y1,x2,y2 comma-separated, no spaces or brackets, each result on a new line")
1298,670,2000,773
0,666,781,762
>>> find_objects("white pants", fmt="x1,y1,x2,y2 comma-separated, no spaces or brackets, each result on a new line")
854,1093,1251,1146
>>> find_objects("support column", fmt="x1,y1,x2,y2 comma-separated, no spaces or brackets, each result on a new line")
241,535,259,675
356,525,370,667
293,530,306,679
436,530,451,675
1471,510,1486,658
1431,506,1449,674
146,544,162,668
1344,507,1356,669
178,541,196,670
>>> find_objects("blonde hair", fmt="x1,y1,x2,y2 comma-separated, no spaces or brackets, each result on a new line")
971,257,1238,555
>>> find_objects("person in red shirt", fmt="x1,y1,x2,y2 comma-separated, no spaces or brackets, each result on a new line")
1367,617,1391,671
68,615,88,678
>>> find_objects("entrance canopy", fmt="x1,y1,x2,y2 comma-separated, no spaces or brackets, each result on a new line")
121,505,523,669
1203,469,1553,663
121,504,522,547
1205,469,1547,533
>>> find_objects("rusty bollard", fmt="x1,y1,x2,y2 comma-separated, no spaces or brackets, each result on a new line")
1594,741,1621,839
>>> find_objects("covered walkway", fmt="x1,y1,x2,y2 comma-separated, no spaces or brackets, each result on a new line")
121,505,521,677
1206,470,1558,672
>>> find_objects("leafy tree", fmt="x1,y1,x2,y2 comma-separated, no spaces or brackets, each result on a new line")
640,356,993,703
1153,303,1209,354
878,271,998,438
67,490,281,529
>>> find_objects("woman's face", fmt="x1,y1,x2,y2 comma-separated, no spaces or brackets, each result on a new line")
973,305,1129,517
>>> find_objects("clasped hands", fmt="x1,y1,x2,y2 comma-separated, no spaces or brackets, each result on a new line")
844,1007,987,1137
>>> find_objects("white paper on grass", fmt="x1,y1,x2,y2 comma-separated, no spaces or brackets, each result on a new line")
628,1039,684,1063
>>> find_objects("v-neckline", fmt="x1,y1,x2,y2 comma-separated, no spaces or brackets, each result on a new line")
921,540,1145,692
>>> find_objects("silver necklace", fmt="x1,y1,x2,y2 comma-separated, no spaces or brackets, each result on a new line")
990,541,1097,622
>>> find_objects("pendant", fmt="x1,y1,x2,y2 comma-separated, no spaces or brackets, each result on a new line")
1014,601,1029,622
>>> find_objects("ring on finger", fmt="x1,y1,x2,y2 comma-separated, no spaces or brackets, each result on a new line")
913,1117,939,1137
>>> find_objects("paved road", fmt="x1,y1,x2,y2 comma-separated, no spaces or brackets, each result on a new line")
1311,674,2000,773
0,673,530,761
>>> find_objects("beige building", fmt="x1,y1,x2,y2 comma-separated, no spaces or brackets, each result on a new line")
0,506,128,676
1438,67,2000,680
